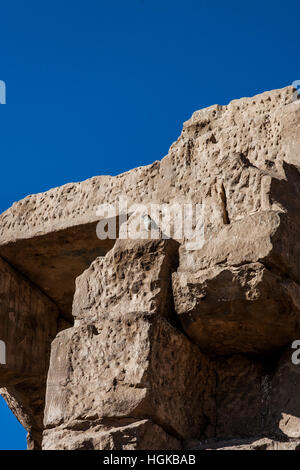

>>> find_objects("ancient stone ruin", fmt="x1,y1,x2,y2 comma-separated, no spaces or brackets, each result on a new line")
0,86,300,450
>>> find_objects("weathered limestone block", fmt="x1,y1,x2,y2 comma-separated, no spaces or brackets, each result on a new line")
173,262,300,355
43,312,211,448
156,88,297,214
193,346,300,446
163,90,300,358
0,86,299,450
178,160,300,281
0,224,115,321
43,419,181,450
211,355,267,439
179,210,300,283
267,348,300,439
189,349,300,443
0,87,296,251
0,256,59,448
0,383,45,449
173,192,300,357
0,257,59,379
275,97,300,168
192,437,300,450
0,88,298,320
0,162,160,245
73,238,179,324
43,238,213,449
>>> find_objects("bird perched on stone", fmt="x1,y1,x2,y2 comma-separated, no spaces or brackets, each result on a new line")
142,214,161,232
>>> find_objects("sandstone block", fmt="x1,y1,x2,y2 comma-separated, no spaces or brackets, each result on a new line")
43,419,181,450
0,256,59,448
267,349,300,439
173,262,300,355
0,86,299,450
73,238,179,324
192,437,300,450
44,311,211,444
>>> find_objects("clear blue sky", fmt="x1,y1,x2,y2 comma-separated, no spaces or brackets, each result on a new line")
0,0,299,449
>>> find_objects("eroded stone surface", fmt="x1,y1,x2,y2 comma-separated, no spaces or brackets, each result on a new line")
43,313,210,443
0,86,299,450
73,238,179,323
191,437,300,450
173,262,300,355
43,419,181,450
0,256,59,448
43,239,211,447
267,349,300,439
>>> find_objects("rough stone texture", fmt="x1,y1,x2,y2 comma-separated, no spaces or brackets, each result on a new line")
191,437,300,450
73,238,179,323
207,347,300,443
173,262,300,355
267,349,300,439
43,315,205,448
0,224,115,321
0,256,59,448
43,419,181,450
0,86,299,450
43,239,211,449
0,87,297,244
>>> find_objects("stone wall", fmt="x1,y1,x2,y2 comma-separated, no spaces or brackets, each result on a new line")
0,257,59,448
0,86,299,449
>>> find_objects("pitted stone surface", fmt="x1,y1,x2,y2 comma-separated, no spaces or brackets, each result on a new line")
43,239,211,446
0,86,299,450
0,256,59,448
73,238,179,323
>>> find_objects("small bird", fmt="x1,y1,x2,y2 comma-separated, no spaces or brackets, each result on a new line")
142,214,160,231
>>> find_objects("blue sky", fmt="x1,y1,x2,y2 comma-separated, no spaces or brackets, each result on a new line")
0,0,299,449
